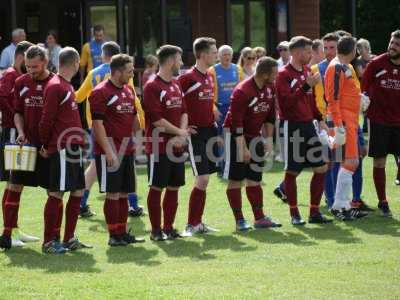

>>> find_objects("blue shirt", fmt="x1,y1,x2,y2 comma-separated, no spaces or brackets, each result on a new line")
214,63,241,107
89,40,103,69
0,43,16,69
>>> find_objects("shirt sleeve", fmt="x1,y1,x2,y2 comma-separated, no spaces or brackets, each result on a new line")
88,88,106,120
265,95,276,124
230,89,248,134
361,60,375,94
325,64,344,126
13,79,24,114
39,85,61,147
143,83,163,124
0,48,11,69
276,71,311,113
75,70,94,102
80,43,90,68
0,72,16,114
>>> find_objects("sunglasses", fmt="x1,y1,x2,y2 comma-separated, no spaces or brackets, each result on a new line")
278,48,288,52
246,56,256,60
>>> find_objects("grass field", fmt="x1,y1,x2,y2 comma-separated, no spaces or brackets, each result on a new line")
0,157,399,299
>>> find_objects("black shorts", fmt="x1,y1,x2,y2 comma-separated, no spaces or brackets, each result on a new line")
48,145,85,193
95,154,136,193
187,127,220,176
368,122,400,158
0,128,17,182
147,154,185,189
283,120,325,172
223,133,266,182
10,154,50,188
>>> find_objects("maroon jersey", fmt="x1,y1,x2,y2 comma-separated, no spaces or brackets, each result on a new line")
276,64,322,122
0,67,21,128
362,53,400,126
14,73,54,146
89,79,137,155
39,74,84,154
143,75,186,155
178,67,215,127
224,77,276,138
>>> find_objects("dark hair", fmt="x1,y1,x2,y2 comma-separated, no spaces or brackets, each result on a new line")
391,29,400,39
322,32,339,43
335,30,352,38
93,25,105,33
102,41,120,58
47,30,58,42
59,46,80,67
193,37,216,59
14,41,34,59
25,45,47,61
337,36,357,55
145,54,158,67
289,36,313,51
156,45,183,65
312,39,323,51
110,54,133,74
255,56,278,76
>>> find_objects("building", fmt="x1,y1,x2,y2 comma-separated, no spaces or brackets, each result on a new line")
0,0,320,66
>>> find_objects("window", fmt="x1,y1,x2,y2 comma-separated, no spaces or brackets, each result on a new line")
250,0,267,47
231,1,246,52
90,5,117,41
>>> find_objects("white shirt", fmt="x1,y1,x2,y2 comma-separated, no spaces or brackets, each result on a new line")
0,43,16,70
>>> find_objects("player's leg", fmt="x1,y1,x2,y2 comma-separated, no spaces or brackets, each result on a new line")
80,160,97,218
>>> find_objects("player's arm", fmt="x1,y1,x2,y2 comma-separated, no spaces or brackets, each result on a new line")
0,73,16,115
127,80,145,129
79,43,90,83
75,70,94,103
39,85,60,149
13,84,26,144
230,89,250,162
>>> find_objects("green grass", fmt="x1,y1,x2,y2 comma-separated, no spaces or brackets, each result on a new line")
0,157,399,299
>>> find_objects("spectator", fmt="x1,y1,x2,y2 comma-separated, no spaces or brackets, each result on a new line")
0,28,26,70
356,38,376,80
142,54,158,88
45,30,62,72
276,41,290,70
238,47,256,78
309,39,324,66
254,46,267,60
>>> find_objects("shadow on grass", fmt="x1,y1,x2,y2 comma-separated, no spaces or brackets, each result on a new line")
295,223,362,244
155,234,257,260
4,247,100,273
106,245,160,266
343,214,400,237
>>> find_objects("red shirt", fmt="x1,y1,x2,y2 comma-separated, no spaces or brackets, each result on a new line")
14,73,54,146
362,53,400,126
90,80,137,155
224,77,276,138
276,64,322,122
39,74,84,154
178,67,215,127
0,67,21,128
143,75,186,155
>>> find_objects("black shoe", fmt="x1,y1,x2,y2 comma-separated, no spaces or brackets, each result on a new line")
378,202,392,217
349,208,368,219
128,206,146,217
308,213,333,224
121,229,145,244
351,200,374,212
0,235,11,250
330,208,354,221
273,187,287,203
108,235,128,247
291,216,306,226
63,237,92,251
164,228,183,240
80,205,96,218
150,230,167,242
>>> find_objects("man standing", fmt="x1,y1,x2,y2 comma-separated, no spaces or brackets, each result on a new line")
362,29,400,217
276,36,331,225
224,57,282,231
39,47,90,254
0,41,35,250
0,29,26,71
325,36,368,220
79,25,105,82
90,54,145,246
143,45,189,241
179,37,219,236
276,41,290,70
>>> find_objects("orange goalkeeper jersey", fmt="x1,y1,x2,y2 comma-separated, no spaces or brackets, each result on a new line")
325,58,361,127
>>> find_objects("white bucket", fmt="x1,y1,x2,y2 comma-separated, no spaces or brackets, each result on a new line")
4,144,37,171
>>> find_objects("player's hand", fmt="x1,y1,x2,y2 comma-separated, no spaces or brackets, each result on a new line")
39,146,49,158
105,151,118,168
16,133,27,145
319,120,329,133
213,109,221,122
240,146,251,163
263,138,274,157
188,126,198,135
361,93,370,112
306,72,321,87
177,128,190,139
360,145,368,158
334,126,346,146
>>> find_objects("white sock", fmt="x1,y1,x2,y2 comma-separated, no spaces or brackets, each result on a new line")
332,167,353,210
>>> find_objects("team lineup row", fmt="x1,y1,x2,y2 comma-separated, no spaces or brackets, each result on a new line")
0,29,399,254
